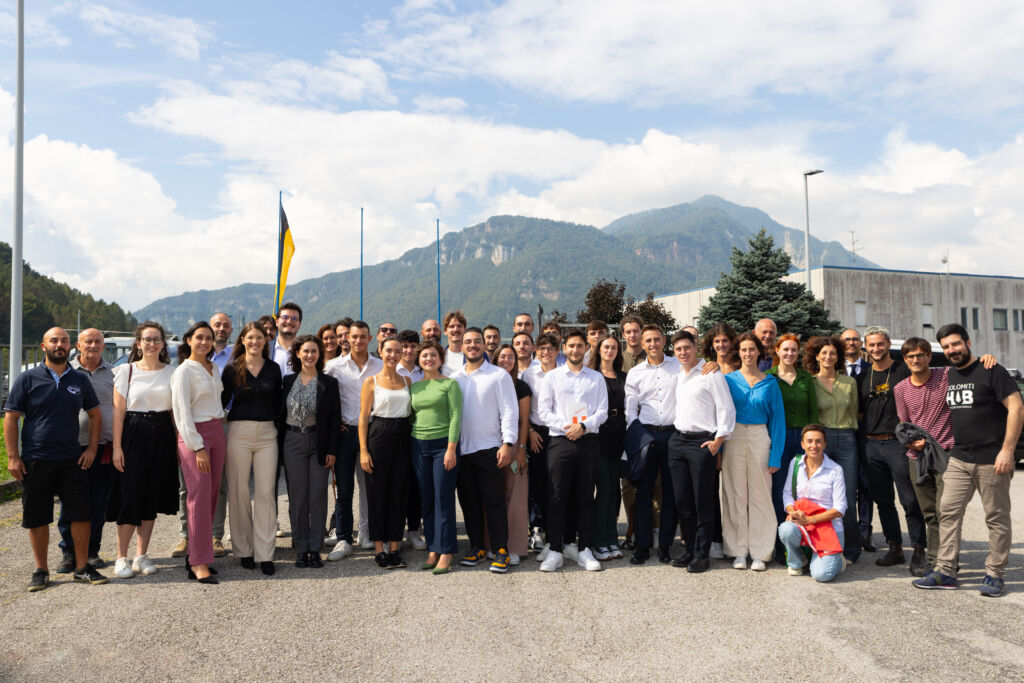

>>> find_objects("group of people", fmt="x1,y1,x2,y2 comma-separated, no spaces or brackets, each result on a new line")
5,305,1021,596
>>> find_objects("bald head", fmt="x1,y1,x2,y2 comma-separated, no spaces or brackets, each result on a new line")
754,318,777,351
76,328,105,369
42,327,71,367
210,312,232,349
421,319,441,342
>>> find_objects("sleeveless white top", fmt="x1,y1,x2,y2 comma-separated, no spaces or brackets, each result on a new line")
371,376,412,418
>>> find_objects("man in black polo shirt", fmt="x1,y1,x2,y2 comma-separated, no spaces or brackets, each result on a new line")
914,324,1023,597
857,325,927,574
4,327,108,591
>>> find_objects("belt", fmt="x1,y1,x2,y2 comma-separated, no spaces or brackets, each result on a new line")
643,423,674,432
865,433,895,441
678,430,715,440
286,424,317,434
608,408,622,416
126,410,170,418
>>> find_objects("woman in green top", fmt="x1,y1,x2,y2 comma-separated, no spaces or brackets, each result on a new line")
804,334,861,562
409,339,463,574
766,333,819,563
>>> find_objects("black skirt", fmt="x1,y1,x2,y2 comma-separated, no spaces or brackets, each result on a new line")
106,411,180,525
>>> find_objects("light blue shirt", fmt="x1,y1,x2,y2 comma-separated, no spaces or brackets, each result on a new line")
211,346,232,373
782,453,848,535
724,371,786,468
46,364,72,386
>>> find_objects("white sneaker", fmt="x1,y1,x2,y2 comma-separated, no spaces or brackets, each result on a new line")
577,548,602,571
652,529,660,549
131,554,157,575
325,529,339,546
787,565,804,576
358,530,373,550
539,551,564,572
535,543,550,561
406,530,427,550
114,557,134,579
733,556,748,570
593,546,612,561
509,553,520,566
751,559,767,572
275,522,285,538
710,542,725,560
327,540,353,561
563,543,579,561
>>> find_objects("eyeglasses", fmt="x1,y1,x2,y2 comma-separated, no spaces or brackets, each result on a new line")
841,337,860,343
379,327,397,335
904,353,929,361
140,338,163,345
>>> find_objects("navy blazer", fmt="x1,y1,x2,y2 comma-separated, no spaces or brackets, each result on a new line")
279,372,342,465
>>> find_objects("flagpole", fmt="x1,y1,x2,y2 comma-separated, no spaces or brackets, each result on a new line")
359,207,364,321
274,191,282,312
435,219,441,323
8,0,24,388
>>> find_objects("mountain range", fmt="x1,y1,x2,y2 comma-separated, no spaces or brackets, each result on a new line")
135,195,877,334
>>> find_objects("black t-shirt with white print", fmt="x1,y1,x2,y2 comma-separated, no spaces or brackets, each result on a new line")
945,359,1018,464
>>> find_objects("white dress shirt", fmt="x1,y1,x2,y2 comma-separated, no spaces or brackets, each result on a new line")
171,360,225,452
517,358,540,380
449,361,518,453
782,453,848,535
537,363,609,436
272,339,295,377
443,348,465,376
674,360,736,439
397,364,424,383
520,363,555,425
624,356,680,427
325,353,383,425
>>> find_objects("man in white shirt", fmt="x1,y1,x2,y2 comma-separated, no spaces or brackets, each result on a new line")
513,332,539,378
396,329,424,382
449,327,518,574
667,330,735,573
483,325,502,359
625,324,681,564
324,320,382,559
442,310,467,376
521,333,559,553
272,302,303,376
513,312,535,337
536,329,608,572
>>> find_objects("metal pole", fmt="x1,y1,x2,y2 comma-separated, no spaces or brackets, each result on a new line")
359,207,364,321
9,0,24,387
435,219,441,323
802,169,823,295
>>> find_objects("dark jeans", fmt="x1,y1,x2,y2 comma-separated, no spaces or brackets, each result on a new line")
824,428,862,562
456,447,508,552
546,434,598,552
410,437,460,554
667,432,717,558
865,437,926,547
527,424,550,531
58,449,114,558
635,428,676,549
856,432,874,538
405,464,422,533
331,428,359,542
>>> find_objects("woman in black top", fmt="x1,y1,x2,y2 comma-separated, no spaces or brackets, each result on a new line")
494,344,532,562
588,334,627,560
221,322,283,575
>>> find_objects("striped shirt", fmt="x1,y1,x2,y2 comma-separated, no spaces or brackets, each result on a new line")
893,367,953,458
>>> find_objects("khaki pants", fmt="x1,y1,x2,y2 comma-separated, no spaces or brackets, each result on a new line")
934,458,1012,579
226,420,279,562
910,469,945,566
721,423,774,562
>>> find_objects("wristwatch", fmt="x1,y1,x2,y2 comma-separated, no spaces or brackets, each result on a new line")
517,444,527,450
579,421,587,432
503,442,514,448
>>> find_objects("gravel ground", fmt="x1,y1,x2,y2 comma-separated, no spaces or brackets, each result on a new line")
1,476,1022,681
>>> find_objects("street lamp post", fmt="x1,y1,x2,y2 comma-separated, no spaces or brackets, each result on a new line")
803,169,823,294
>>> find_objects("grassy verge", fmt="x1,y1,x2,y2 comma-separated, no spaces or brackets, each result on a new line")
0,421,8,482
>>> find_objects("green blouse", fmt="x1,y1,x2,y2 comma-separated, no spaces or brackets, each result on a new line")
766,367,819,429
410,378,463,442
813,374,859,430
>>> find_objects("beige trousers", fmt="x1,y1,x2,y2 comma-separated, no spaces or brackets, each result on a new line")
721,423,774,561
934,457,1013,578
226,420,279,562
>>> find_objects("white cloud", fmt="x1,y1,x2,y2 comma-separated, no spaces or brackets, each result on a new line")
76,2,214,60
375,0,1024,113
412,94,465,114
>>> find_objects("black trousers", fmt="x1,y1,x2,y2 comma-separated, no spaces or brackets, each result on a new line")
667,431,717,558
365,418,411,543
457,447,508,552
527,424,550,531
635,428,677,549
865,437,926,547
546,434,598,552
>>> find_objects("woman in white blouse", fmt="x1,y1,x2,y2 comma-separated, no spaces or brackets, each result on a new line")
108,322,179,580
171,321,226,584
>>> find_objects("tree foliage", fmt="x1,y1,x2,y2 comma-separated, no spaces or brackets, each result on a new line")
624,292,678,333
577,278,626,324
697,229,840,338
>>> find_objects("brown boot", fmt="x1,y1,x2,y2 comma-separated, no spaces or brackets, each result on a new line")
875,541,905,566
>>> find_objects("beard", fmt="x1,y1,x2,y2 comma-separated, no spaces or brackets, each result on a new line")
45,348,68,364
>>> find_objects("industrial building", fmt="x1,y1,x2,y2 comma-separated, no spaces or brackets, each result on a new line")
654,266,1024,372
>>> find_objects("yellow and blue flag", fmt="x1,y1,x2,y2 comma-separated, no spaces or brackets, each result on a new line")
275,195,295,312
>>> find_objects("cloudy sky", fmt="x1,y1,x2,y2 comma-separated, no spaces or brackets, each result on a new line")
1,1,1023,311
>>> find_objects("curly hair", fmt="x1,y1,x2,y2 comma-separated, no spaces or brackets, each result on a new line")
700,322,738,364
803,335,846,375
288,335,324,373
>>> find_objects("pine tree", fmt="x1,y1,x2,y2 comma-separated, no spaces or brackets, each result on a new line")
697,229,840,338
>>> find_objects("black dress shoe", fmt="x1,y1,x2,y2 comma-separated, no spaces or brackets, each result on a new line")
686,556,710,573
197,574,219,585
374,552,390,568
240,556,256,570
260,561,275,576
308,552,324,568
388,552,406,569
629,547,650,565
295,552,310,568
876,542,905,567
861,535,877,553
670,552,694,569
658,547,672,564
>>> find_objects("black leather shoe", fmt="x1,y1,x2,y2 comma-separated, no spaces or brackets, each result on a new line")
909,546,928,577
686,556,710,573
260,561,275,576
861,533,877,553
875,542,905,567
295,552,310,568
240,556,256,570
658,547,671,564
629,547,650,565
197,574,219,585
308,552,324,568
670,552,693,569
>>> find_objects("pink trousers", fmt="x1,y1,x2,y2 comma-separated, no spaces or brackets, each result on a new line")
177,420,227,566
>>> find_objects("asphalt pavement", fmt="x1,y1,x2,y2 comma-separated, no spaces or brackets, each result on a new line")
1,476,1023,681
